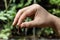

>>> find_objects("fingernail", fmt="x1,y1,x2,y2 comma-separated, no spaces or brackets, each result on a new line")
21,23,26,27
17,23,20,26
12,23,14,26
17,23,19,26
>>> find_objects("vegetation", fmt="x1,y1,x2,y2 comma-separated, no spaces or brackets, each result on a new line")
0,0,60,40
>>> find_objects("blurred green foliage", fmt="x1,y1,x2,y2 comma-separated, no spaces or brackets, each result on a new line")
0,0,60,39
50,0,60,5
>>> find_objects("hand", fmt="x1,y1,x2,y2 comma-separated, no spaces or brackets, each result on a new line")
12,4,54,28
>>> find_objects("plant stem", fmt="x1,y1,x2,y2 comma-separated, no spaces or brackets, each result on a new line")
33,0,37,40
7,0,12,10
4,0,12,12
4,0,8,11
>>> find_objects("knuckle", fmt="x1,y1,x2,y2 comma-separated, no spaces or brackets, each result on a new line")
18,9,22,12
33,4,40,8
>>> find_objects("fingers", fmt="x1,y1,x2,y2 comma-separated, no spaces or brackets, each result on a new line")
17,12,27,26
17,7,36,26
12,4,38,27
20,21,36,28
12,7,29,26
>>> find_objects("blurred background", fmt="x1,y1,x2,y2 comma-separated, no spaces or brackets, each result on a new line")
0,0,60,40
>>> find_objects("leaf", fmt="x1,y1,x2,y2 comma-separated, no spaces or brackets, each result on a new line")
24,0,32,6
0,33,8,39
17,0,24,8
50,0,60,5
0,17,7,20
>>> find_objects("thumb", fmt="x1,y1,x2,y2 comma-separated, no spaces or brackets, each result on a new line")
21,21,36,28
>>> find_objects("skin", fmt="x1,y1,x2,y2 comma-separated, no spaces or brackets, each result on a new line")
12,4,60,36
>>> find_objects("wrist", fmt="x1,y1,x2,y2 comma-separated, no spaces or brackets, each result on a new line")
50,14,60,36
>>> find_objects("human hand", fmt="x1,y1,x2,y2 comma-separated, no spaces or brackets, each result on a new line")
12,4,54,28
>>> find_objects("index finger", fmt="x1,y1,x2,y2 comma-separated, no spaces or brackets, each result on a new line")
12,7,29,26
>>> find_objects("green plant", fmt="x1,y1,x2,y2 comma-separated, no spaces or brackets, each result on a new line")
50,0,60,6
0,0,60,39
